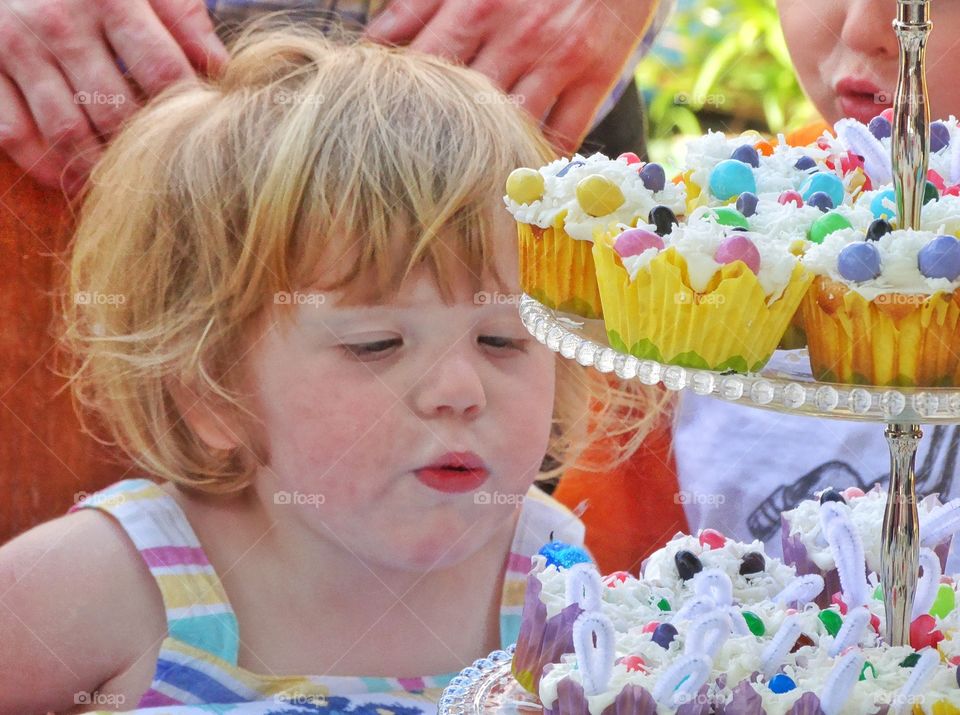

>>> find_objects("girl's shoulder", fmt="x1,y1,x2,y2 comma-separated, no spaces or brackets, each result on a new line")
0,503,166,712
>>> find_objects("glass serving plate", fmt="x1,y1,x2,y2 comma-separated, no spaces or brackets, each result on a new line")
437,646,542,715
519,294,960,425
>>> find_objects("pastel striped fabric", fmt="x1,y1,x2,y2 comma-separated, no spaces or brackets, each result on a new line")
70,477,585,711
203,0,676,128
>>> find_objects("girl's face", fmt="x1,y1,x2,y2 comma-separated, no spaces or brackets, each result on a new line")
778,0,960,124
243,222,558,573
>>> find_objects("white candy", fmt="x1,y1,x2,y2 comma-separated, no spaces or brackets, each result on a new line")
911,548,942,620
822,502,869,608
891,648,940,715
684,611,731,659
692,568,733,608
652,654,712,709
836,118,892,185
920,498,960,548
774,574,825,607
565,563,602,612
761,614,802,678
828,605,871,656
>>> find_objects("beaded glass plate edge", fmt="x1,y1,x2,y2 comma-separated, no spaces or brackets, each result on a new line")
519,294,960,425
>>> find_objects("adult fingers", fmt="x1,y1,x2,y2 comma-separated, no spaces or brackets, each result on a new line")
365,0,444,45
542,80,610,153
405,0,488,63
149,0,230,76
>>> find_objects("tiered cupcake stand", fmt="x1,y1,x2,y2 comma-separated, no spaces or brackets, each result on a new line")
440,0,948,712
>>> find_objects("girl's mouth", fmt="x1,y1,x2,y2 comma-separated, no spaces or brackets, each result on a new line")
415,451,490,493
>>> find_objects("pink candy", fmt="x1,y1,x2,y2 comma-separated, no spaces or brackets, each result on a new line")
603,571,630,587
778,190,804,208
698,529,727,550
614,228,664,258
842,487,865,500
618,152,642,165
714,234,761,274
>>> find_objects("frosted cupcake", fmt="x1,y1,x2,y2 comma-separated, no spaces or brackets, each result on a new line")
592,210,812,372
504,153,685,318
800,224,960,386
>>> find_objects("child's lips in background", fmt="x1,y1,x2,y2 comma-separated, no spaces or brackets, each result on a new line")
836,77,892,124
414,451,490,494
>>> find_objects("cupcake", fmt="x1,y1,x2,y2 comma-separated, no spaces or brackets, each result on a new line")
504,153,685,319
800,225,960,386
782,486,960,608
592,211,812,373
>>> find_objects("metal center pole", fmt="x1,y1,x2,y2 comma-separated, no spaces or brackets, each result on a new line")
881,0,930,646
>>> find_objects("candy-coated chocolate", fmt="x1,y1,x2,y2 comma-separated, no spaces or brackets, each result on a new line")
714,234,761,274
505,168,545,204
614,228,664,258
576,174,625,217
709,159,756,201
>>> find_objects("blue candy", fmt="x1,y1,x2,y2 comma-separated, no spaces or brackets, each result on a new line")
868,115,892,140
931,121,951,153
709,159,757,201
918,235,960,281
768,674,796,694
807,191,835,212
639,163,666,193
651,622,678,649
731,144,760,168
870,189,897,220
794,155,816,172
736,191,759,217
801,172,845,207
556,160,585,177
838,242,882,282
537,541,593,569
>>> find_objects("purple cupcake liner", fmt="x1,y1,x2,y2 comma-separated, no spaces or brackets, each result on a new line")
512,569,583,694
544,675,721,714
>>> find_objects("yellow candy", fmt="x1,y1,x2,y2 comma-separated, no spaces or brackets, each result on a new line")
576,174,625,217
847,167,868,198
505,168,545,205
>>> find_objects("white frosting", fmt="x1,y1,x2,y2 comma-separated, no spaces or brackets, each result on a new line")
616,212,802,302
783,488,943,572
502,153,686,241
801,226,960,300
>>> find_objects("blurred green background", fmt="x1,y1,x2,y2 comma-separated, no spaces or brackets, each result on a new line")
635,0,819,172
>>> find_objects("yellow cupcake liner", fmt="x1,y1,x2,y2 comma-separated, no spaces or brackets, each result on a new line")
930,702,960,715
517,215,603,319
801,276,960,387
592,241,813,373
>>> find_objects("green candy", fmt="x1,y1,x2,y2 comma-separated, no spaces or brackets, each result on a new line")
930,583,956,619
709,207,749,229
873,585,884,601
657,597,671,612
808,211,853,244
924,180,940,205
900,652,921,668
818,609,843,637
859,661,877,681
742,611,765,636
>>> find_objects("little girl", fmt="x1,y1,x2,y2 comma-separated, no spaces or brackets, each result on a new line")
0,22,662,715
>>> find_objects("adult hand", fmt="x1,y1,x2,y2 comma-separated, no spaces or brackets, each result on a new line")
0,0,228,195
366,0,658,152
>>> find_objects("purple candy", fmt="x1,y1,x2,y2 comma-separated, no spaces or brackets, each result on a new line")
614,228,664,258
931,122,952,153
714,234,761,274
918,234,960,280
837,242,882,282
639,163,666,192
868,115,892,140
652,622,678,649
807,191,835,212
736,191,759,217
794,155,817,172
731,144,760,168
555,160,585,177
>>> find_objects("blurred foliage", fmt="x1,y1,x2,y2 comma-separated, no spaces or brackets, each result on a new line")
636,0,819,166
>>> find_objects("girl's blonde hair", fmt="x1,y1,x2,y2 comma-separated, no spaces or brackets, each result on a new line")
56,23,670,494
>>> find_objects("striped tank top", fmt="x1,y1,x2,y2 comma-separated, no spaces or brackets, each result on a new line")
70,478,585,713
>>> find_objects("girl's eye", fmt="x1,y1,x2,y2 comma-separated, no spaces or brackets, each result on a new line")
478,335,525,351
341,338,402,359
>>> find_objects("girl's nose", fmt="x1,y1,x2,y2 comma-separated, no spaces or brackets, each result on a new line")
841,0,898,62
412,353,486,419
